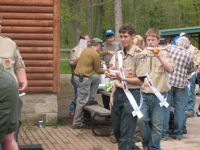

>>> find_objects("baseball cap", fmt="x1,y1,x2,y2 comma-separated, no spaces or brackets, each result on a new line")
90,37,103,45
105,29,114,37
180,32,186,36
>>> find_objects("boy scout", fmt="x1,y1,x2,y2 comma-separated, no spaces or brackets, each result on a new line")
0,35,27,150
138,28,173,150
109,24,145,150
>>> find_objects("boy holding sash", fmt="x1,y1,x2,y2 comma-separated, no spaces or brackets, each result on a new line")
109,24,146,150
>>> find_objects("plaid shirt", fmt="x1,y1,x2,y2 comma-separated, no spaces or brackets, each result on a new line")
167,44,194,88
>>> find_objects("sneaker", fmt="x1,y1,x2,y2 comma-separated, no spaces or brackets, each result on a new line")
196,112,200,117
172,134,183,140
185,111,194,118
133,145,142,150
183,128,187,134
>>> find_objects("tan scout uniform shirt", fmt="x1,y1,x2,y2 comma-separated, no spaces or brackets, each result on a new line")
110,45,146,89
74,47,104,77
140,48,173,93
0,36,25,82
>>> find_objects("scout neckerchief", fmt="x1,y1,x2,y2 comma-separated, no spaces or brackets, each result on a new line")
146,74,169,108
117,51,143,119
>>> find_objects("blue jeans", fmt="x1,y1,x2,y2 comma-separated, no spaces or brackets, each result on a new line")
139,93,167,150
71,74,77,101
162,92,171,138
111,88,140,150
171,86,188,137
185,73,197,113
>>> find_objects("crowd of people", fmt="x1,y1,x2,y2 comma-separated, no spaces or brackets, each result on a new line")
69,23,200,150
1,20,199,150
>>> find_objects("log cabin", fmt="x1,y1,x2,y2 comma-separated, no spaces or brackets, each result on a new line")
0,0,60,124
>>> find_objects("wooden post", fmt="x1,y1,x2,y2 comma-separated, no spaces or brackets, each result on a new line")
53,0,60,93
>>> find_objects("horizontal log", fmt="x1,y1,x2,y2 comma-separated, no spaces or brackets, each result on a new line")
25,87,54,93
2,33,53,40
0,12,53,20
0,6,53,13
0,0,53,6
28,80,53,86
24,60,53,66
1,26,53,33
19,47,53,53
0,19,53,27
27,73,53,80
26,67,53,73
15,40,53,47
21,54,53,60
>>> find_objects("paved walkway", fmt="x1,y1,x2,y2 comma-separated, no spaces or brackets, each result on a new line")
18,115,200,150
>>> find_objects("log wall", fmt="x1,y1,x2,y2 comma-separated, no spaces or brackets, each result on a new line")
0,0,60,93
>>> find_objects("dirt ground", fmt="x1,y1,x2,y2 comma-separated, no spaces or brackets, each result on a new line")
57,74,74,124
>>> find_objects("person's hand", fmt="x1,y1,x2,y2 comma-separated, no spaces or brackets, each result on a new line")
109,64,115,70
104,70,111,77
109,96,114,110
196,64,200,72
115,72,123,81
19,80,28,92
107,51,115,55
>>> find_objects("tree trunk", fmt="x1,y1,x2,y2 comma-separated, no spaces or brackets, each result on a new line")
73,1,81,44
95,0,104,37
87,0,93,36
114,0,122,41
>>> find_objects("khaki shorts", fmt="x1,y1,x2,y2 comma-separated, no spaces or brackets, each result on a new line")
0,69,18,142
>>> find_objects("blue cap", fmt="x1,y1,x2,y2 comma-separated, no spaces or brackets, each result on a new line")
171,36,180,45
105,29,114,37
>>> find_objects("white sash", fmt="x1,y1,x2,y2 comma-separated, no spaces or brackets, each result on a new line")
146,74,169,108
117,52,143,119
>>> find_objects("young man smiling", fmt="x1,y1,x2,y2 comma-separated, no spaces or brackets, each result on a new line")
109,24,145,150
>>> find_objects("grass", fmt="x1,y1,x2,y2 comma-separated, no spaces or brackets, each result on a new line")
60,60,71,74
91,146,102,150
60,51,71,74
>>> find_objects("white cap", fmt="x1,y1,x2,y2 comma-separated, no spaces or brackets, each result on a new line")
180,32,186,36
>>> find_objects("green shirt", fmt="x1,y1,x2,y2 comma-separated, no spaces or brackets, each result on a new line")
74,47,104,76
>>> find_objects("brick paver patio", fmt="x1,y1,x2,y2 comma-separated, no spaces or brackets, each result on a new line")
18,116,200,150
18,125,117,150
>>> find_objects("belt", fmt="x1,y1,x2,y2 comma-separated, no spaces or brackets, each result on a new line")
74,74,89,78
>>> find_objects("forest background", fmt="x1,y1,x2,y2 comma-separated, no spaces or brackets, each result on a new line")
61,0,200,48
